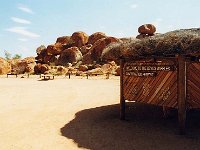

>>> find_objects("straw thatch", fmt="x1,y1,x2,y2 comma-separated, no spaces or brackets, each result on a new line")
102,28,200,61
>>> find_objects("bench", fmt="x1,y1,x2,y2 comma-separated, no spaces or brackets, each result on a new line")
7,73,18,78
41,75,54,80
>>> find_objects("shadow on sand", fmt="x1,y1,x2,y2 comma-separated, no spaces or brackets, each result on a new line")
61,103,200,150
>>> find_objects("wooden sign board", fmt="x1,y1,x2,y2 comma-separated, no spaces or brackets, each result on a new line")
122,61,178,108
124,62,175,77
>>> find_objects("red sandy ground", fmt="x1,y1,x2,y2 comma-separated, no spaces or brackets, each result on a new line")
0,75,200,150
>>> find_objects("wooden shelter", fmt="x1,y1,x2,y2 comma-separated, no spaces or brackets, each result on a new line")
100,28,200,134
120,54,200,134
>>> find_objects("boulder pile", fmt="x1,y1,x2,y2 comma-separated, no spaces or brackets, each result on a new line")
10,57,36,74
34,31,122,75
35,31,121,66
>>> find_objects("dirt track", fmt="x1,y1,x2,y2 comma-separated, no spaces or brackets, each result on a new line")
0,75,200,150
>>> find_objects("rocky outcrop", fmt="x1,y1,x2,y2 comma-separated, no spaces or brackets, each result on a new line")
11,57,36,74
88,32,106,45
57,47,83,65
35,31,123,69
70,31,89,47
102,28,200,61
0,57,11,74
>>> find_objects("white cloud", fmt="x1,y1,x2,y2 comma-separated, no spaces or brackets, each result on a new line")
130,4,138,9
6,27,40,38
18,38,29,42
17,4,34,14
11,17,31,24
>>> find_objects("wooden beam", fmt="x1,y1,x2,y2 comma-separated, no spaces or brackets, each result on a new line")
177,55,187,134
120,59,125,120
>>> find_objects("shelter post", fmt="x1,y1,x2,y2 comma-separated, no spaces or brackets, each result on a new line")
177,55,187,134
120,58,125,120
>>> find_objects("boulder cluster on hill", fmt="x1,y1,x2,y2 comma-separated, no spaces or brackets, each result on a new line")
34,31,122,75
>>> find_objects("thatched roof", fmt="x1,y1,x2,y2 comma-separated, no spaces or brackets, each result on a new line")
102,28,200,60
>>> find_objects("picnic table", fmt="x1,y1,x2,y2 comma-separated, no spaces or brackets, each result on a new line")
41,75,54,80
7,73,18,78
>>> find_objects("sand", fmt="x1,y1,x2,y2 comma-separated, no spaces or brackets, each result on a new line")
0,75,200,150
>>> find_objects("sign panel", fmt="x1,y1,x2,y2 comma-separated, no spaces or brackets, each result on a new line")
124,62,175,77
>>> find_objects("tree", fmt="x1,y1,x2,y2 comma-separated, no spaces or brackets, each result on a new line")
4,50,11,60
12,54,22,59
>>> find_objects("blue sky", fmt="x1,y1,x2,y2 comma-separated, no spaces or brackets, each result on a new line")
0,0,199,58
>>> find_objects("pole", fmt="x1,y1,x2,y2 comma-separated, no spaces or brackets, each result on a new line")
120,59,125,120
177,55,187,134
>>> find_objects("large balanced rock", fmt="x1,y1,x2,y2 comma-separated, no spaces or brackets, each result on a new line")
70,31,89,47
90,37,121,62
0,57,11,74
138,24,156,35
88,32,107,45
57,47,82,65
46,43,63,55
102,28,200,61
